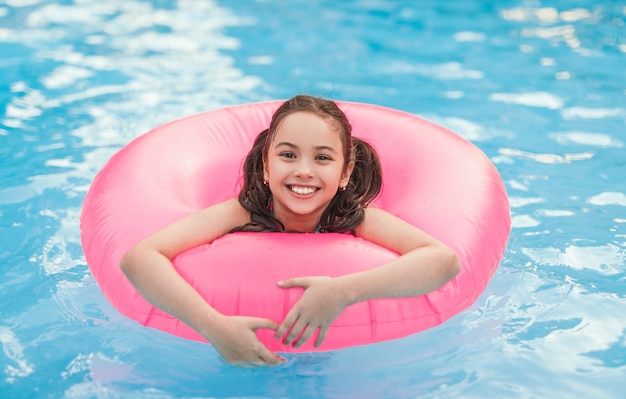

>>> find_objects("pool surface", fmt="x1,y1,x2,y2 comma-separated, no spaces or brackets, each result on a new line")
1,0,625,398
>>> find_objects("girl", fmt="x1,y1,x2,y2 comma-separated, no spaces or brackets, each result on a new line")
121,95,460,367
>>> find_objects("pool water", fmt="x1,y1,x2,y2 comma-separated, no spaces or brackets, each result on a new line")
1,0,625,398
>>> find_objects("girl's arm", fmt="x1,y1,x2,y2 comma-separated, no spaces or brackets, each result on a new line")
120,198,284,366
275,207,461,347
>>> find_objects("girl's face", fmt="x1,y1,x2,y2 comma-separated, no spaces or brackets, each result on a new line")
264,111,353,232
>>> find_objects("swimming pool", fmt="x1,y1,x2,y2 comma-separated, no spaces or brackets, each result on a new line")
1,0,624,397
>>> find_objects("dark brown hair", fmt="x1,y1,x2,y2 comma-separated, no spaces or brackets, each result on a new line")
231,95,382,233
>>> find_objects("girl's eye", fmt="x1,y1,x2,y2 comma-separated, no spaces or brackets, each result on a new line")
279,152,295,159
316,155,332,161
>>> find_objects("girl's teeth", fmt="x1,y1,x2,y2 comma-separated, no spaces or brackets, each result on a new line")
291,186,315,195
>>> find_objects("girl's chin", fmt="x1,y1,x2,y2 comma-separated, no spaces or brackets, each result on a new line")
273,204,326,222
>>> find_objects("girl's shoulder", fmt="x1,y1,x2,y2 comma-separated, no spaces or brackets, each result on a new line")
358,207,425,237
355,207,439,254
171,198,250,244
200,197,250,230
354,206,389,237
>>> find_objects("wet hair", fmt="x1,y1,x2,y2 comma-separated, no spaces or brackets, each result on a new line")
231,95,382,233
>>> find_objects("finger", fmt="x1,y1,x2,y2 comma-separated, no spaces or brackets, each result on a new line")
293,324,318,348
277,277,311,289
283,318,308,345
314,325,328,348
275,311,299,340
257,352,278,366
247,317,280,332
258,351,286,366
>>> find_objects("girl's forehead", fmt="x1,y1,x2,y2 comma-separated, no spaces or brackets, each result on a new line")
273,112,343,145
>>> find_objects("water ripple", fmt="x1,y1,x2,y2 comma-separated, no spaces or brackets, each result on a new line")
561,107,626,120
498,148,594,163
501,7,593,23
0,326,34,383
490,92,564,110
587,192,626,206
522,244,625,275
550,131,623,147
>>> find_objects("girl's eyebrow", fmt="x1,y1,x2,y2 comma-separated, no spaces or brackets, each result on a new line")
275,141,339,153
275,141,298,149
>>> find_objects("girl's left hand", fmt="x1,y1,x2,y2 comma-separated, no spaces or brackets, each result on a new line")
275,276,349,348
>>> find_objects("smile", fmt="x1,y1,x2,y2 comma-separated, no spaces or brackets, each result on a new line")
288,185,318,195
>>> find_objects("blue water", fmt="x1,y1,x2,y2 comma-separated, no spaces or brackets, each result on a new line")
1,0,624,397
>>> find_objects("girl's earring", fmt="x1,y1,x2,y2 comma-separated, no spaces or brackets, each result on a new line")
263,179,268,186
340,184,347,191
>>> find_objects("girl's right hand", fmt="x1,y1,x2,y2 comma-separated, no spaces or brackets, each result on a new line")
207,315,286,367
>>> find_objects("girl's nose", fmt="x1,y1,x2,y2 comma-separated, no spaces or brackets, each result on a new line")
295,160,314,177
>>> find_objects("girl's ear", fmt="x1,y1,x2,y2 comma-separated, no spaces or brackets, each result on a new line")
263,158,269,183
340,161,355,188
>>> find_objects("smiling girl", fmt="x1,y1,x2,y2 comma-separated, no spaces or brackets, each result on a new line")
121,95,460,367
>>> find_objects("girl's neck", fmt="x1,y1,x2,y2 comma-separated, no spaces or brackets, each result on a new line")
278,215,320,233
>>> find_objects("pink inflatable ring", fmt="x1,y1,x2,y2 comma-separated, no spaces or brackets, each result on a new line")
80,101,510,353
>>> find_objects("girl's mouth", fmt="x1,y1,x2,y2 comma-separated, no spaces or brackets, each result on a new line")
288,185,317,195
